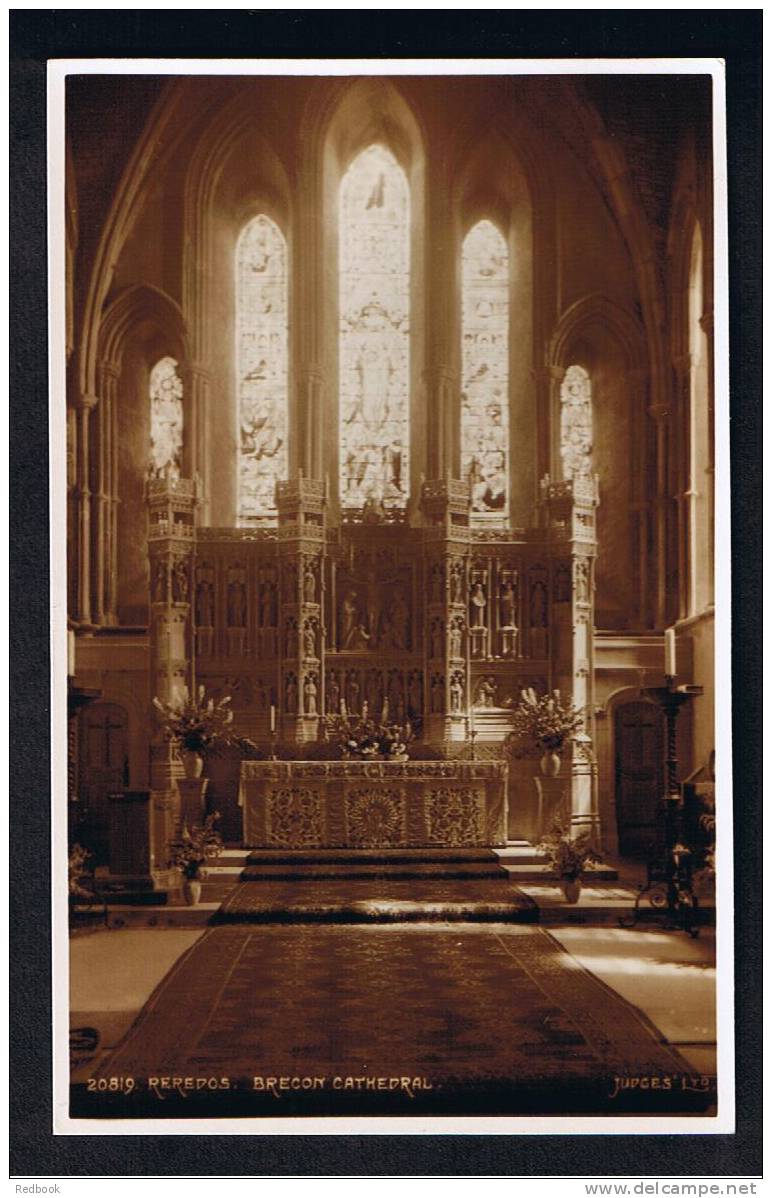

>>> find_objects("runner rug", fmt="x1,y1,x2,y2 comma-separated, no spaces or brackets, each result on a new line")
77,924,714,1117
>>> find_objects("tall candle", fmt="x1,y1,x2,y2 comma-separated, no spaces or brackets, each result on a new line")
664,627,677,677
269,704,276,733
67,630,75,677
340,698,347,717
362,701,368,721
381,698,389,724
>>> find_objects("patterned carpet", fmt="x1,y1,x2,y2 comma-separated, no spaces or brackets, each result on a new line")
78,924,713,1117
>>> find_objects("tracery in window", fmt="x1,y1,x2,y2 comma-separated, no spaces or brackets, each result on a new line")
149,356,183,479
560,364,593,481
236,214,288,524
339,145,410,514
461,220,509,519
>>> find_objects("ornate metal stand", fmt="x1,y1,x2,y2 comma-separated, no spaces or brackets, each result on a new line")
619,676,703,938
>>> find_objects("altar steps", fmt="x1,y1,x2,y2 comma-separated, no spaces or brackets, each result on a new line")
241,848,507,882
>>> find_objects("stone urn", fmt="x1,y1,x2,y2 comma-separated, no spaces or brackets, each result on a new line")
561,877,582,904
181,749,204,779
539,750,562,777
182,874,203,905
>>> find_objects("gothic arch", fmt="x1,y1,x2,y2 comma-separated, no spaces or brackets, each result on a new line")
99,284,189,373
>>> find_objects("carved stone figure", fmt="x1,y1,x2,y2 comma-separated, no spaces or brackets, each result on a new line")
386,588,410,650
195,567,214,626
449,674,463,713
499,576,516,628
340,590,360,650
347,672,361,714
469,580,487,628
303,621,317,658
303,563,317,604
172,558,189,603
153,558,170,603
304,675,318,715
408,672,422,717
475,676,497,708
575,558,590,604
260,575,277,627
450,562,464,605
227,564,247,627
449,619,463,659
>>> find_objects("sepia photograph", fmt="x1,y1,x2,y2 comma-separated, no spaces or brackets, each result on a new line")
51,57,729,1133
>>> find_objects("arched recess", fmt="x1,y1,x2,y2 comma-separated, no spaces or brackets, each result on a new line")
452,126,535,523
181,103,292,526
98,284,190,627
315,79,426,516
549,295,648,631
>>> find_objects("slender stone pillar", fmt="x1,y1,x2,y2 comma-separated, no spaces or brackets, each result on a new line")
75,394,98,625
421,479,471,745
276,477,326,744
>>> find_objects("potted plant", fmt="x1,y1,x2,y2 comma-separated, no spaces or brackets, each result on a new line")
537,819,600,903
153,685,235,777
168,812,224,905
505,687,585,776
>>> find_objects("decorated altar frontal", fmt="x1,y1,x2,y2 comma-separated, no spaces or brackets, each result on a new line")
239,759,508,849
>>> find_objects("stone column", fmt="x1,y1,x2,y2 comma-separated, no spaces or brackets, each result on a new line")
540,475,600,840
421,480,471,745
277,477,326,745
74,393,98,625
147,476,197,880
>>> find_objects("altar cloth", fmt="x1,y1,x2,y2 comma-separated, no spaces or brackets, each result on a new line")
238,759,508,848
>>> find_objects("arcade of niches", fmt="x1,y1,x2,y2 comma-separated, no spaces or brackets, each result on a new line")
66,74,715,872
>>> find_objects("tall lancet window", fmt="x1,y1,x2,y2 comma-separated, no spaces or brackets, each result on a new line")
149,356,183,479
461,220,509,519
236,214,288,525
339,145,410,514
560,364,593,480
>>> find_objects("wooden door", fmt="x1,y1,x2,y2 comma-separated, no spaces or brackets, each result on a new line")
78,702,129,863
614,700,664,857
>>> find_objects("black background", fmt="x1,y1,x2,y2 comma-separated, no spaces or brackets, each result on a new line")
10,8,762,1179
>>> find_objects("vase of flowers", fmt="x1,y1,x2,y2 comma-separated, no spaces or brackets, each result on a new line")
169,812,224,905
537,818,600,903
505,687,585,775
322,713,413,762
153,685,235,775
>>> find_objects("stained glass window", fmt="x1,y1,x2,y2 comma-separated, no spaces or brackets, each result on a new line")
560,364,593,480
149,356,183,478
461,220,509,519
236,214,288,524
339,145,410,513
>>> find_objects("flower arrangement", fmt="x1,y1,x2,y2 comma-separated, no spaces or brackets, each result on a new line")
153,685,234,755
537,819,600,881
505,687,584,756
168,812,224,880
322,712,413,761
68,843,93,899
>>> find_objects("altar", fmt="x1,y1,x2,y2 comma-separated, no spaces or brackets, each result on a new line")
239,759,508,849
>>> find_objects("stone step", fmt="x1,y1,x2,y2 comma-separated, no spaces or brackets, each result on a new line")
500,864,619,882
240,861,508,882
244,847,502,865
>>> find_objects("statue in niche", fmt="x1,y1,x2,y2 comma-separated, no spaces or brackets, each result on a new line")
172,559,189,604
327,671,340,714
430,618,444,662
474,676,497,709
431,674,445,714
284,615,298,658
347,672,361,714
303,621,317,659
531,580,548,627
450,619,463,660
575,559,590,604
407,672,422,718
153,558,170,603
384,588,410,650
195,566,214,627
430,562,444,604
449,674,464,713
499,575,517,628
285,675,298,715
227,564,247,628
304,675,318,716
303,563,317,604
259,573,277,627
450,562,464,605
340,590,371,651
469,579,487,629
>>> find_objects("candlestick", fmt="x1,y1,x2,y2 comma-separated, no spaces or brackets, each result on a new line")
269,703,276,734
67,630,75,677
664,627,677,678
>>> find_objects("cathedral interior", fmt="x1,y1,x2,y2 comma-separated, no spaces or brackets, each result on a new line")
64,70,718,1119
